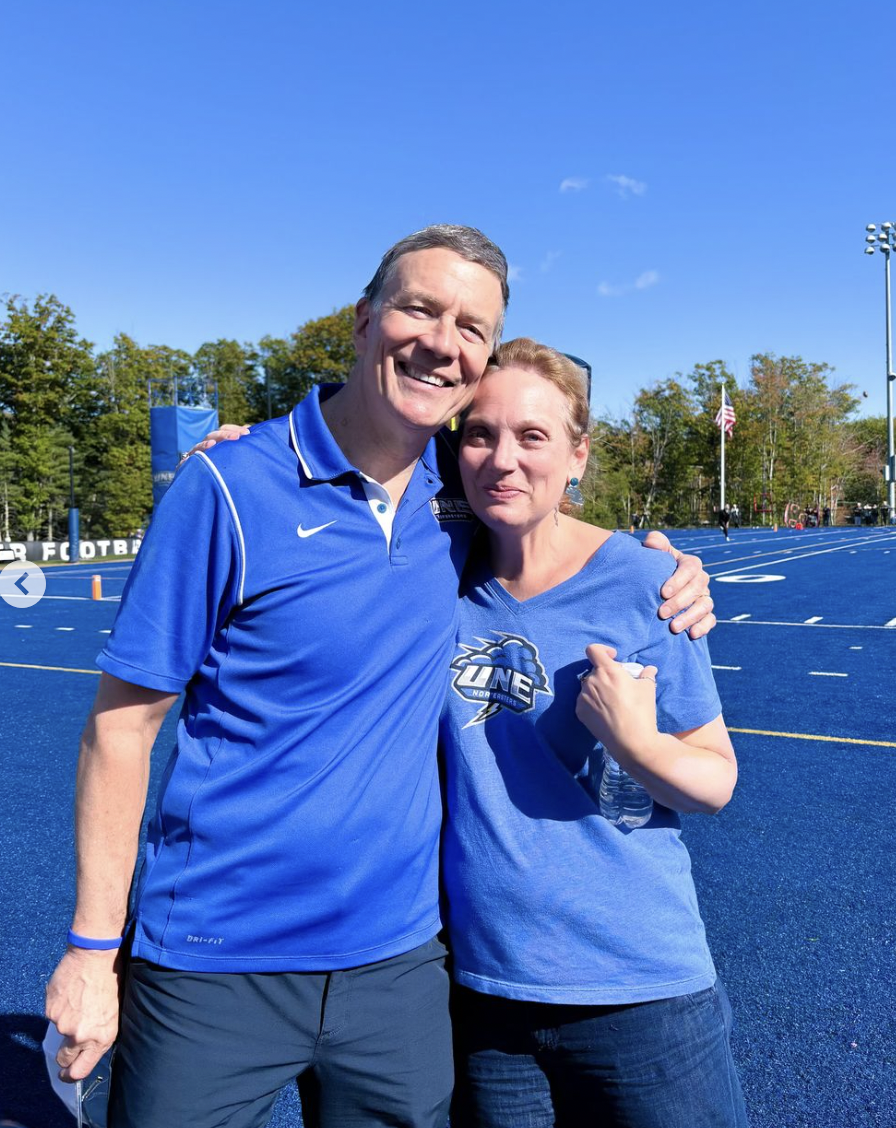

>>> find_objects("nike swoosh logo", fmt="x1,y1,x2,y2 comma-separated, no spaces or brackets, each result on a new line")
296,521,336,538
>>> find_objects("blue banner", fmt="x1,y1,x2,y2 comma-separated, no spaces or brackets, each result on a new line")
150,406,219,505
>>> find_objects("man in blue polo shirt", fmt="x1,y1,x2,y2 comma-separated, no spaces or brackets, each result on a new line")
45,225,714,1128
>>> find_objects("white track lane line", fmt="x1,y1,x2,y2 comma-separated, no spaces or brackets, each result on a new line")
706,530,896,577
718,619,895,630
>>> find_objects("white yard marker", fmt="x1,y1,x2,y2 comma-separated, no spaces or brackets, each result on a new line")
99,629,111,634
55,627,75,632
731,613,752,621
849,646,863,650
804,616,823,624
712,665,742,671
14,624,32,629
809,671,848,677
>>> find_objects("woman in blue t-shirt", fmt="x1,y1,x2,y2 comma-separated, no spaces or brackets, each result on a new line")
442,337,747,1128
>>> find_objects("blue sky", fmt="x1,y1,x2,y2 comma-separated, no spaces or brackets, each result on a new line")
3,0,894,421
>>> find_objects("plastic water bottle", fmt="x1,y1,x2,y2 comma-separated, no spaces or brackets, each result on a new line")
594,661,654,829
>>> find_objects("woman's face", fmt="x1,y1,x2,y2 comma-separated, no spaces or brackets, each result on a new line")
459,366,589,535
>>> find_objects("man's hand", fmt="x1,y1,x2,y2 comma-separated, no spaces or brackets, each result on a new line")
179,423,250,464
45,947,122,1082
642,531,715,639
44,675,177,1083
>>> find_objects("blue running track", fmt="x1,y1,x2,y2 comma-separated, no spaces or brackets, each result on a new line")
1,532,894,1127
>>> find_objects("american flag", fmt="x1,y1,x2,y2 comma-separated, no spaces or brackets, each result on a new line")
715,390,736,437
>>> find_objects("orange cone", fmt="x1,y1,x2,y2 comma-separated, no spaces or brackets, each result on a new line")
91,575,102,600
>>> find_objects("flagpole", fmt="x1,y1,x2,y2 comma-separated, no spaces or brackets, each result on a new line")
719,384,726,512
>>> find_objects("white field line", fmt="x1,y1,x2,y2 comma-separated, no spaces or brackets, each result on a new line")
0,594,120,602
804,616,823,624
694,531,896,569
712,665,742,670
885,617,896,628
671,528,892,551
731,613,751,621
718,619,896,630
705,531,896,578
809,671,848,677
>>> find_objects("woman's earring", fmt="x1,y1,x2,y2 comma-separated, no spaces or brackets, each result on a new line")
565,476,584,507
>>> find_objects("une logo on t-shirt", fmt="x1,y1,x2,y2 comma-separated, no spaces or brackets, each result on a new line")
450,632,552,727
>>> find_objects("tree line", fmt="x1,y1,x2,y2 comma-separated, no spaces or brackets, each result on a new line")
582,358,887,528
0,294,355,539
0,293,888,539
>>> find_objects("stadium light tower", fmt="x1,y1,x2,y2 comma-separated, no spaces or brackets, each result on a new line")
864,222,896,524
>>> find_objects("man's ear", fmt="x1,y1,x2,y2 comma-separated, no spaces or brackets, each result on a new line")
353,298,371,356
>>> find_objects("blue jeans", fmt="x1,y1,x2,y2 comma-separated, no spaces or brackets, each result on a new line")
450,981,748,1128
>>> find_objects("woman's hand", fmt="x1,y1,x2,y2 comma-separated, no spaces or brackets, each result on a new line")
178,424,251,465
575,643,737,814
575,644,659,759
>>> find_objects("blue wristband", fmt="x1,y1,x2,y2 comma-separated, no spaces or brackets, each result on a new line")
67,929,123,951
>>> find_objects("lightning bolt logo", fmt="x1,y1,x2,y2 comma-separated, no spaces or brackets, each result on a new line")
449,632,552,727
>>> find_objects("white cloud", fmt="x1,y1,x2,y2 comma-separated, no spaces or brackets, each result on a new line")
597,270,660,298
605,173,647,198
559,177,589,193
540,250,561,273
507,263,524,283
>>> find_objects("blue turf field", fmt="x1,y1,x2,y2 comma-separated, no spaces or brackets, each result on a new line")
2,531,894,1127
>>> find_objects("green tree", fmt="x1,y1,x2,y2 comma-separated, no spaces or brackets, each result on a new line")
258,306,356,418
193,339,262,426
0,294,95,538
840,416,888,509
583,415,638,528
144,344,195,406
73,334,153,536
743,354,859,523
630,378,696,524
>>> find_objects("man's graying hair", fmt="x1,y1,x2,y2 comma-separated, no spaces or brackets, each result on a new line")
362,224,510,343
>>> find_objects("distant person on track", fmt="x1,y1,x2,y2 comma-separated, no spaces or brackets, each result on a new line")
718,507,730,541
45,225,715,1128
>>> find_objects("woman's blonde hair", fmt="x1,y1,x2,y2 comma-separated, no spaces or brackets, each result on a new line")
486,337,590,447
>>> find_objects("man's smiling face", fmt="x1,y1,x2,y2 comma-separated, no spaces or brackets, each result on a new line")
353,247,504,438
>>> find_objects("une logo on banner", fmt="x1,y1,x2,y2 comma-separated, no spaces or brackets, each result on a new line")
150,406,219,505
